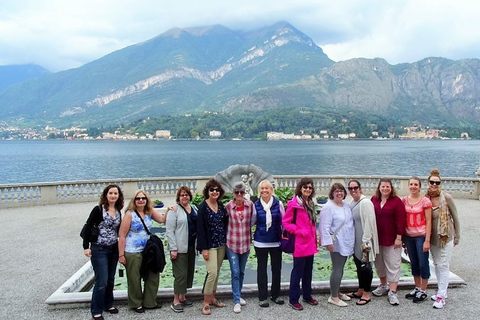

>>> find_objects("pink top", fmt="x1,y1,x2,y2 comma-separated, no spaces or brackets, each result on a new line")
402,196,432,237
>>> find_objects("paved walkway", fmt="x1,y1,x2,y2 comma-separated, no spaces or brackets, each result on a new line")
0,197,477,319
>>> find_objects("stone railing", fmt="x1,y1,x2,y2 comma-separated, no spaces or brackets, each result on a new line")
1,175,479,208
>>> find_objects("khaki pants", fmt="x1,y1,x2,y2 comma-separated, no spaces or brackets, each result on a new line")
124,252,159,308
202,246,226,295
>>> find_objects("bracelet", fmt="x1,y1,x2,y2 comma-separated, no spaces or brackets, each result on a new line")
119,255,125,258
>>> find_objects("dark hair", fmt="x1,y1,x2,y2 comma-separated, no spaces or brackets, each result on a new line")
203,178,225,199
176,186,192,203
294,178,315,199
409,176,422,188
328,183,347,200
100,184,124,212
374,178,397,199
348,180,361,189
428,168,442,181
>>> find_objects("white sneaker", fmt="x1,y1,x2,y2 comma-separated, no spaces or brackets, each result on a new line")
233,303,241,313
433,297,446,309
431,292,448,301
372,284,390,297
239,298,247,306
388,291,399,305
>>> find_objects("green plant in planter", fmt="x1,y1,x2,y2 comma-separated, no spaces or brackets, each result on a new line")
275,187,295,208
316,195,328,204
153,199,164,208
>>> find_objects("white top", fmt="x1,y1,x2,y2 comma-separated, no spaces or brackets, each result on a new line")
319,200,354,257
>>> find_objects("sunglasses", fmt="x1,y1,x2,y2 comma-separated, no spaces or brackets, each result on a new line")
209,188,220,193
429,180,441,186
347,186,360,191
302,185,313,190
234,191,245,195
135,197,147,201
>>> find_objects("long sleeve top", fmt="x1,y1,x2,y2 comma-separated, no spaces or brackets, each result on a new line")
319,200,355,257
371,196,406,246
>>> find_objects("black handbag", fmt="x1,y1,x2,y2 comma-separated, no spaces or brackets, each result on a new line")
80,205,102,242
280,208,297,253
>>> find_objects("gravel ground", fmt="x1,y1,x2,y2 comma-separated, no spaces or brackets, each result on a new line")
0,198,476,319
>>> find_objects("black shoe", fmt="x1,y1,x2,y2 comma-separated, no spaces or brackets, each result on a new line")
144,304,162,309
259,300,270,307
92,315,104,320
413,291,427,303
180,299,193,307
271,297,285,305
105,307,119,314
170,303,184,313
132,306,145,313
405,288,419,300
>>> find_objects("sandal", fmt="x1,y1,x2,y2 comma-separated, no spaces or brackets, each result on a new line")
356,298,372,306
346,292,362,299
211,299,225,308
202,304,211,315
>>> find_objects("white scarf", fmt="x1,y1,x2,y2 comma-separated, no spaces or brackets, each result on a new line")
261,196,274,231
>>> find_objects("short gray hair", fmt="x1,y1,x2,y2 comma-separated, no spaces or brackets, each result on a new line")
233,181,246,192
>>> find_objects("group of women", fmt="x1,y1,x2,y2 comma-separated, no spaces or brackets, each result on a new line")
82,169,460,319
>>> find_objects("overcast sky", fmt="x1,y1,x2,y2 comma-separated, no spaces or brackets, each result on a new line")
1,0,479,72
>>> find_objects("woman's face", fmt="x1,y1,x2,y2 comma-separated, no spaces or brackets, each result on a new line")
134,192,147,208
259,184,272,200
107,187,119,204
301,183,313,199
179,190,190,206
208,186,220,200
348,183,361,201
429,176,441,191
333,188,345,202
409,179,421,195
234,189,245,201
379,182,392,197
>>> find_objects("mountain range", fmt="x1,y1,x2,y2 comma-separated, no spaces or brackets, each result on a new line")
1,21,479,129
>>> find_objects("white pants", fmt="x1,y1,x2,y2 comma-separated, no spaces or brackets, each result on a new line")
430,240,454,298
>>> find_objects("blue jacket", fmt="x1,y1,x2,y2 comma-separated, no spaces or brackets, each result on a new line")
254,197,283,243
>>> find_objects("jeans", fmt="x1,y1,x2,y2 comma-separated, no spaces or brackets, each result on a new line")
90,243,119,316
404,235,430,279
289,255,314,304
227,247,250,303
430,240,454,298
254,246,282,301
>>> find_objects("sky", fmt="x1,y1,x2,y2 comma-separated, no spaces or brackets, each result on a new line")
1,0,479,72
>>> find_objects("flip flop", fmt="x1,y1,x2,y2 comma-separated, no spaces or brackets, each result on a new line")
356,298,372,306
210,300,225,308
347,292,362,299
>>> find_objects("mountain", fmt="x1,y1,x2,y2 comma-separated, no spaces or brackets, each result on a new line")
0,64,50,91
0,22,479,128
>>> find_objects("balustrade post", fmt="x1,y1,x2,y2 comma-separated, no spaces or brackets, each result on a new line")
122,181,139,198
40,185,59,205
195,179,208,194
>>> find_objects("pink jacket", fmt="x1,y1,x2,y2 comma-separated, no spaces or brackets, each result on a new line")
283,198,318,258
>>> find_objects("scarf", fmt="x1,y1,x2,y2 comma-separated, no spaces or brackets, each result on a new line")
296,195,316,225
426,188,449,248
261,196,273,232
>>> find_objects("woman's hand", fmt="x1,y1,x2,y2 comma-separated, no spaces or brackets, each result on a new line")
326,244,334,253
394,238,402,249
118,255,126,265
170,251,178,260
423,240,430,252
84,249,91,257
202,250,209,261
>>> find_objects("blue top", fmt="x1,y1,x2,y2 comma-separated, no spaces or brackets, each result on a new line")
125,211,152,253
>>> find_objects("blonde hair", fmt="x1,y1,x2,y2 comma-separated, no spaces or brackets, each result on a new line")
257,179,274,195
126,190,154,214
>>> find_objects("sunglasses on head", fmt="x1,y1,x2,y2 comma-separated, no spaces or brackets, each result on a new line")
135,197,147,201
429,180,441,186
347,186,360,191
209,188,219,193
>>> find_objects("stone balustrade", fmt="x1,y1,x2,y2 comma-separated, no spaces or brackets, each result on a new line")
1,175,479,208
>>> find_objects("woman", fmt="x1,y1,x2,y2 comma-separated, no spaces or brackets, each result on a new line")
425,169,461,309
346,180,379,306
284,178,319,311
225,182,255,313
371,178,406,306
165,186,198,313
83,184,124,320
402,177,432,303
253,179,285,308
196,179,228,316
319,182,355,307
118,190,166,313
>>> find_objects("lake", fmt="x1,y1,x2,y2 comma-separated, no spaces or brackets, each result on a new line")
1,139,479,184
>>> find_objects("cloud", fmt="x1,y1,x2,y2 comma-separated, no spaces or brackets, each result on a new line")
1,0,479,71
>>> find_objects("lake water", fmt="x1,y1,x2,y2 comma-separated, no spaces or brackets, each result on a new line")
1,139,479,184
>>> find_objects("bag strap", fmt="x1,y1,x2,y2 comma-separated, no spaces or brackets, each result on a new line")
134,210,152,236
332,206,347,238
350,197,365,212
292,208,297,224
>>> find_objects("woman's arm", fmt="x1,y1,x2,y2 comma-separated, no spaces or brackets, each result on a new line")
151,209,166,224
423,206,432,252
118,210,132,265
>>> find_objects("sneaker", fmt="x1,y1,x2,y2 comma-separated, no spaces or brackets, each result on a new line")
289,302,304,311
372,284,390,297
388,291,399,306
431,292,448,301
405,288,419,299
270,297,285,305
239,298,247,306
259,300,269,308
233,303,241,313
170,303,184,313
180,299,193,307
413,290,428,303
302,298,319,305
433,297,446,309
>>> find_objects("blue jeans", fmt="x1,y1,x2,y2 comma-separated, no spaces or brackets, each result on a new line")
289,255,314,304
227,247,250,304
404,235,430,279
90,243,119,316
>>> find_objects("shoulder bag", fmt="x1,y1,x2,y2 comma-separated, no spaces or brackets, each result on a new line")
280,208,297,253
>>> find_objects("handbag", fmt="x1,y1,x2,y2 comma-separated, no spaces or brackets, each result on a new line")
359,251,372,272
80,205,102,242
280,208,297,253
135,211,166,276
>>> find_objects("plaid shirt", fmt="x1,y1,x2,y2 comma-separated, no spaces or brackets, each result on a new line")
225,199,255,254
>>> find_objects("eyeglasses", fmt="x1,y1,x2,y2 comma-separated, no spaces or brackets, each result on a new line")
429,180,441,186
234,191,245,195
302,185,313,190
347,186,360,191
135,197,147,201
334,190,345,193
209,188,220,193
